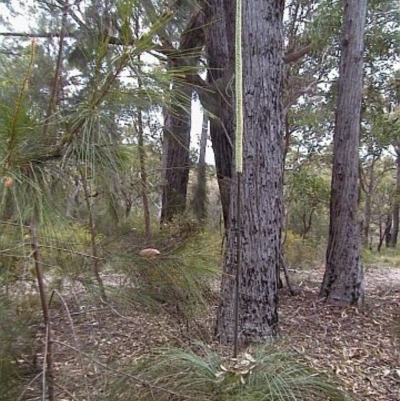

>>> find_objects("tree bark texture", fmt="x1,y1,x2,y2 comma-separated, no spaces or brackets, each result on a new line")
320,0,367,306
160,10,205,223
203,0,235,229
216,0,284,345
160,84,191,223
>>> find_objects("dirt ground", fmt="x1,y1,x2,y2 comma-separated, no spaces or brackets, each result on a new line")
18,266,400,401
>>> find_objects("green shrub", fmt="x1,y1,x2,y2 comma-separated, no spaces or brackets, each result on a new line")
108,342,352,401
0,294,39,400
283,231,323,269
109,231,221,328
362,247,400,268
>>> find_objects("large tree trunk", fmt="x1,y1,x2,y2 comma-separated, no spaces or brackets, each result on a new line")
160,10,205,224
160,86,191,223
216,0,284,345
203,0,235,229
320,0,367,306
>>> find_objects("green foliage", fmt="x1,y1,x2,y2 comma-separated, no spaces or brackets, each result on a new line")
290,169,330,209
283,230,324,269
0,220,106,291
285,168,330,241
0,294,39,400
110,230,220,325
362,247,400,268
109,343,352,401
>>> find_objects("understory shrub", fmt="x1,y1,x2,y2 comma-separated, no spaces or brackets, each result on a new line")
108,342,353,401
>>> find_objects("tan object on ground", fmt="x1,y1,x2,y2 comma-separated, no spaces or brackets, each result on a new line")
138,248,161,258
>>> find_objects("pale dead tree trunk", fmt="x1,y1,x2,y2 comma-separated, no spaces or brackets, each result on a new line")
192,112,209,222
320,0,367,306
389,147,400,247
217,0,284,345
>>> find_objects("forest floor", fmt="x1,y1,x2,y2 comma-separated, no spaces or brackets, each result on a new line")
278,266,400,401
18,265,400,401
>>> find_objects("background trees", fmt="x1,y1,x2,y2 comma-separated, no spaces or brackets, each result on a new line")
0,0,400,399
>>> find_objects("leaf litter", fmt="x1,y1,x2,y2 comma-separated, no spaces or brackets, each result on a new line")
278,266,400,401
17,266,400,401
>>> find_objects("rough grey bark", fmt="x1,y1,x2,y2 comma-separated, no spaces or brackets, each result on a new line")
203,0,235,229
320,0,367,305
160,10,205,223
202,1,312,229
160,86,191,223
216,0,284,345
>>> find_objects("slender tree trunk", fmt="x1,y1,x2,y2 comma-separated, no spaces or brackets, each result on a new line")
138,110,151,235
360,156,378,247
320,0,367,306
389,148,400,247
300,209,315,239
81,171,107,302
217,0,284,345
30,222,55,401
385,214,392,248
192,112,209,222
135,14,151,235
362,175,374,247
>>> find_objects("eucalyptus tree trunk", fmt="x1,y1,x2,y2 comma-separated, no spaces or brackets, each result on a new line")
160,85,191,224
160,9,205,224
203,0,235,229
216,0,284,345
320,0,367,306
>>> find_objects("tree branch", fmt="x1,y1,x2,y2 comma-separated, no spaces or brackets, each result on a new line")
0,32,75,38
283,44,312,64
